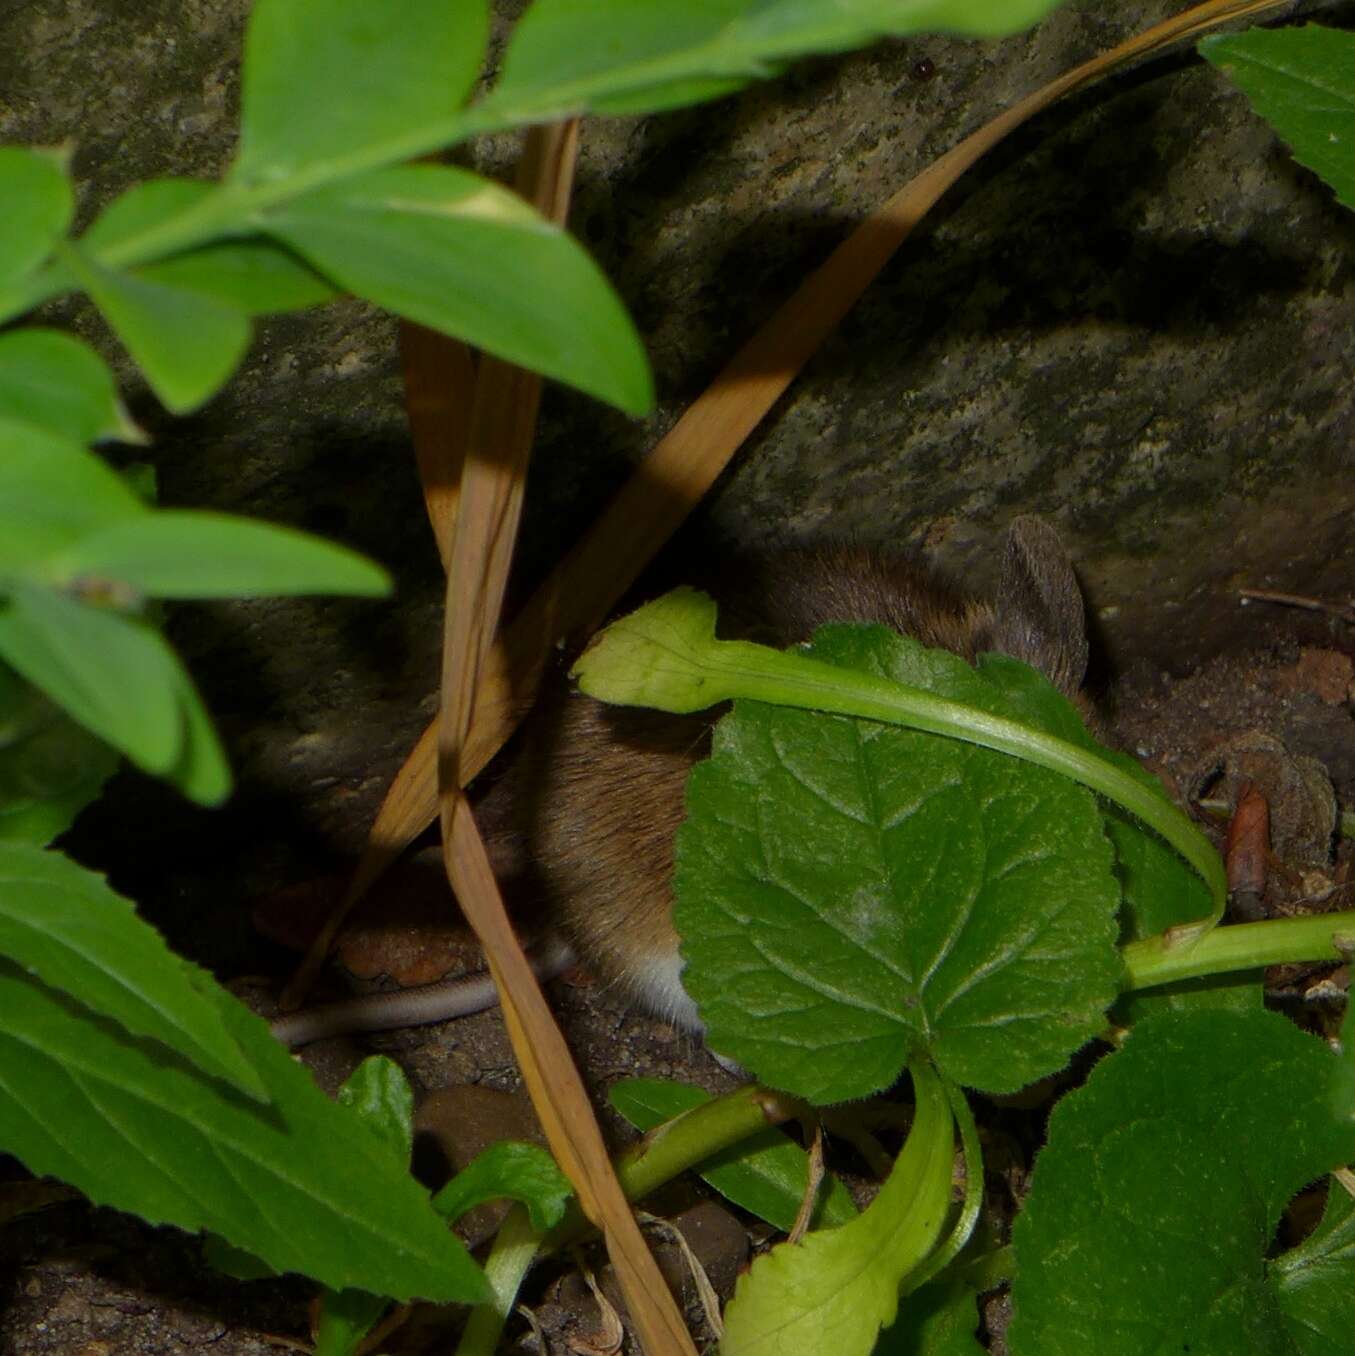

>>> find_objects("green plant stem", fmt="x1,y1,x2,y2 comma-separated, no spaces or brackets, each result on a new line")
573,590,1227,929
903,1079,983,1296
455,1083,805,1356
1123,910,1355,990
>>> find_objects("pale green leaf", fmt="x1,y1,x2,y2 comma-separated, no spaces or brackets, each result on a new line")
141,241,338,314
267,163,652,415
63,243,250,414
432,1142,572,1233
338,1056,414,1165
0,842,264,1098
676,624,1122,1103
488,0,1065,118
47,510,391,600
722,1062,953,1356
0,963,487,1303
1201,26,1355,212
1008,1009,1355,1356
0,419,147,570
609,1077,856,1232
236,0,488,182
82,179,215,254
0,329,137,444
0,147,73,288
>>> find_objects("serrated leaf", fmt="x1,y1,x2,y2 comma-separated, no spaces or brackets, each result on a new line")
46,510,391,600
487,0,1064,119
432,1142,572,1233
1273,1178,1355,1354
676,624,1122,1103
0,419,147,570
0,579,185,776
609,1077,856,1232
721,1061,953,1356
236,0,488,182
338,1056,414,1165
1008,1008,1355,1356
1201,26,1355,212
0,147,73,288
0,963,487,1302
0,329,136,444
266,163,652,415
141,241,338,314
0,842,263,1098
64,244,250,414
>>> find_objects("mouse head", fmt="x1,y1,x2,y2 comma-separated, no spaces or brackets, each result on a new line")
978,515,1090,699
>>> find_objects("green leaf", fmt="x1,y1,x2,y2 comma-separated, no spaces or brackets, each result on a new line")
0,147,73,288
980,653,1259,1017
0,580,185,776
721,1061,953,1356
487,0,1065,119
0,329,137,444
676,624,1122,1103
0,419,147,570
609,1077,856,1232
46,510,391,600
1008,1008,1355,1356
160,657,231,808
432,1142,572,1233
314,1287,390,1356
872,1271,984,1355
141,241,338,315
267,163,652,415
1335,979,1355,1123
81,179,216,254
0,842,264,1098
0,963,487,1303
62,243,250,414
1201,26,1355,212
0,683,119,846
338,1056,414,1165
1273,1179,1355,1354
236,0,488,182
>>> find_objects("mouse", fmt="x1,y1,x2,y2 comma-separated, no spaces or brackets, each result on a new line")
269,516,1090,1048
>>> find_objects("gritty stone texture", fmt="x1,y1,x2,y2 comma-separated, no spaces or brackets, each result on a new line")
3,2,1355,1350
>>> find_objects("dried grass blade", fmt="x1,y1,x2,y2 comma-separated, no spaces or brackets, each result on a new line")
332,0,1284,923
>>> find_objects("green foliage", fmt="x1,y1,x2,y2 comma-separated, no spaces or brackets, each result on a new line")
1272,1181,1355,1351
721,1061,954,1356
872,1272,984,1356
0,329,135,444
0,147,71,287
610,1077,857,1232
1202,26,1355,212
0,958,486,1303
676,623,1122,1102
432,1141,573,1232
1008,1008,1355,1355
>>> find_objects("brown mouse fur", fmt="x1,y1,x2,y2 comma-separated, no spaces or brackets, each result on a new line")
271,517,1091,1047
478,516,1091,1029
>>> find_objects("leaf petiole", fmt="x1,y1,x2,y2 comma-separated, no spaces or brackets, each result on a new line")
572,588,1227,930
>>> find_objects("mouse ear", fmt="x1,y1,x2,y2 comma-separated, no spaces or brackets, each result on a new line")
986,516,1089,695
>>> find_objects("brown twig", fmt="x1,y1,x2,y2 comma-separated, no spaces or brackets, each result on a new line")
1238,587,1355,627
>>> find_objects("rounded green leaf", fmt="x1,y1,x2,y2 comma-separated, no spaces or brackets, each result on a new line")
0,328,138,444
236,0,488,183
675,625,1122,1103
81,178,216,254
267,164,653,415
141,241,338,314
47,510,391,600
0,147,73,288
1009,1009,1355,1356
